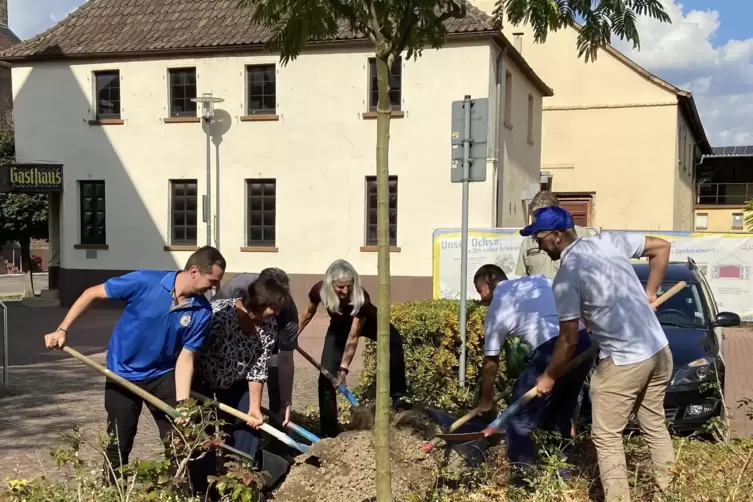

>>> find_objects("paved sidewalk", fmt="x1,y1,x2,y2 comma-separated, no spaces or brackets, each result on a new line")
0,305,363,481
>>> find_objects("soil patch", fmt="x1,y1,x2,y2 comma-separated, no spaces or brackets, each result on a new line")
274,407,441,502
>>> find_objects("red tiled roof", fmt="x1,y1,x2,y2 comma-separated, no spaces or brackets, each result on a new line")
0,0,498,60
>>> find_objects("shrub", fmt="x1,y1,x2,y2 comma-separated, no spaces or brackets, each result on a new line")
355,299,517,414
3,400,263,502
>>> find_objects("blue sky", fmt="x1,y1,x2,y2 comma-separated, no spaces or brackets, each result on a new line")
7,0,753,146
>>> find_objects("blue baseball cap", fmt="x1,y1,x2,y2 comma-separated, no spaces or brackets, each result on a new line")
519,206,574,236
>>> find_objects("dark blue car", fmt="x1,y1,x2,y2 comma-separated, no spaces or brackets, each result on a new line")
579,258,741,432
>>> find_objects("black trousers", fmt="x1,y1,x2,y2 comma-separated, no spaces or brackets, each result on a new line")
188,379,262,496
104,370,176,475
318,318,407,437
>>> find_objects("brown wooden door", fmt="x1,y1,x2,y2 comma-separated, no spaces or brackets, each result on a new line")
558,199,591,227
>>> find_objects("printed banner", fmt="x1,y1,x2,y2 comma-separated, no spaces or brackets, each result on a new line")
432,228,753,321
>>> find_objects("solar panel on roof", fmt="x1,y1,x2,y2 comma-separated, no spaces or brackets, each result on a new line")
724,146,736,155
746,145,753,155
735,146,747,155
713,146,724,155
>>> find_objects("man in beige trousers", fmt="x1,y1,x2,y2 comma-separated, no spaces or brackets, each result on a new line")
525,206,675,502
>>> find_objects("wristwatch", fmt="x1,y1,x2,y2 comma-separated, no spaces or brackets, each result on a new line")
338,366,349,375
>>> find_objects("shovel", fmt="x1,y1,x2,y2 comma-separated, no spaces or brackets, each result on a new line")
434,280,687,443
190,391,310,454
260,405,321,444
295,346,359,406
62,346,254,462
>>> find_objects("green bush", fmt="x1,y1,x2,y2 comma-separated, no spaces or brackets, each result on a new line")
355,299,519,414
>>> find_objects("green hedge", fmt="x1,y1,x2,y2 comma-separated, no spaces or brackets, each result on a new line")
355,299,518,414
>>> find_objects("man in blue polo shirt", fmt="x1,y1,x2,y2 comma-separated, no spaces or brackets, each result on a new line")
44,246,226,477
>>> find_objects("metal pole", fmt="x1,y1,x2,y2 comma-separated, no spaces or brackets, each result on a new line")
204,121,212,248
458,95,472,388
1,301,8,389
214,139,220,251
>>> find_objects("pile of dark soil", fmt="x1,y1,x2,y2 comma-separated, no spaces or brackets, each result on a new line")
274,407,442,502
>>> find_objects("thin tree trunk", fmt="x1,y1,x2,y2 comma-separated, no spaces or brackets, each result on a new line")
374,53,393,502
20,237,35,297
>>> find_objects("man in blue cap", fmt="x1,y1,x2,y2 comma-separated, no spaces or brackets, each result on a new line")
521,206,674,502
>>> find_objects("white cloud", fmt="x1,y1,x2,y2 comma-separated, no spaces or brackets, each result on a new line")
613,0,753,146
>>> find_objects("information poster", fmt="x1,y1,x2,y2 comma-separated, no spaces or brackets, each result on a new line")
433,228,753,320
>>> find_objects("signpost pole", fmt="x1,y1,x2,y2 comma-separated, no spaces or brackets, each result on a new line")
450,95,488,389
458,95,472,388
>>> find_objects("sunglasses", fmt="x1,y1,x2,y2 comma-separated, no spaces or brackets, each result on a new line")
534,231,555,247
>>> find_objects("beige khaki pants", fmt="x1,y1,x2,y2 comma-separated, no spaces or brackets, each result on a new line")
590,346,675,502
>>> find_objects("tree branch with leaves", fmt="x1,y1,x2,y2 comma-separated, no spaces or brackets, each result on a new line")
0,118,48,298
493,0,670,61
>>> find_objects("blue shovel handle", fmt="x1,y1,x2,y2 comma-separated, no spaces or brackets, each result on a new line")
482,387,537,435
261,406,321,444
287,422,322,444
339,384,360,406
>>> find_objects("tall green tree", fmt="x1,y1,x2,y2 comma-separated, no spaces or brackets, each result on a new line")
0,120,48,298
238,0,669,499
493,0,671,61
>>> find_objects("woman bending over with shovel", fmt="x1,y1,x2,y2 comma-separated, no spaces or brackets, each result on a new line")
188,276,288,495
298,259,408,438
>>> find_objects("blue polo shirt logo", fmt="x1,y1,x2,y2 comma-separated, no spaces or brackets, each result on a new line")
103,270,212,381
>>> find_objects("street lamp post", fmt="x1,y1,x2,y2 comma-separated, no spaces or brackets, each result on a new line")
191,92,224,250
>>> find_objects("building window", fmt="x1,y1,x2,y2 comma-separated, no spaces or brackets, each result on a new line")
79,181,106,245
168,68,197,117
695,213,708,231
246,179,276,247
527,94,534,144
246,64,276,115
368,57,402,112
170,180,198,245
504,71,513,128
732,213,744,230
94,71,120,120
365,176,397,246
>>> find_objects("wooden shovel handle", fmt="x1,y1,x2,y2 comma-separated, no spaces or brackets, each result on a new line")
190,391,309,453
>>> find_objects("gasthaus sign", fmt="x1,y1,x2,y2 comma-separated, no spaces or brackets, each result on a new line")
0,163,63,192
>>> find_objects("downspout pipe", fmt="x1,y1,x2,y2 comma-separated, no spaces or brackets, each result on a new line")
492,46,508,227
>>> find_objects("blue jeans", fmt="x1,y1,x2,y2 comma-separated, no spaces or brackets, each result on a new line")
505,330,593,468
189,379,261,495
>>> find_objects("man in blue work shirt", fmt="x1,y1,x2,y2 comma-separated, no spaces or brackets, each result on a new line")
44,246,226,478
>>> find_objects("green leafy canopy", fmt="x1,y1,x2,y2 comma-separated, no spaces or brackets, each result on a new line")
494,0,671,62
240,0,670,65
240,0,467,64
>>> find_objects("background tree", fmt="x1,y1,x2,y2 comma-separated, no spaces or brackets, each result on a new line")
238,0,670,499
493,0,671,61
0,119,48,298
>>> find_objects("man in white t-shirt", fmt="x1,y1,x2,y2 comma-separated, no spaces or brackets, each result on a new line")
521,206,674,502
473,264,593,480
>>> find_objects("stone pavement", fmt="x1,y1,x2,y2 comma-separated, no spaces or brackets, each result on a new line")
0,304,363,481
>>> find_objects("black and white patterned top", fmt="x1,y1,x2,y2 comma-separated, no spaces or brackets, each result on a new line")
195,298,277,389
